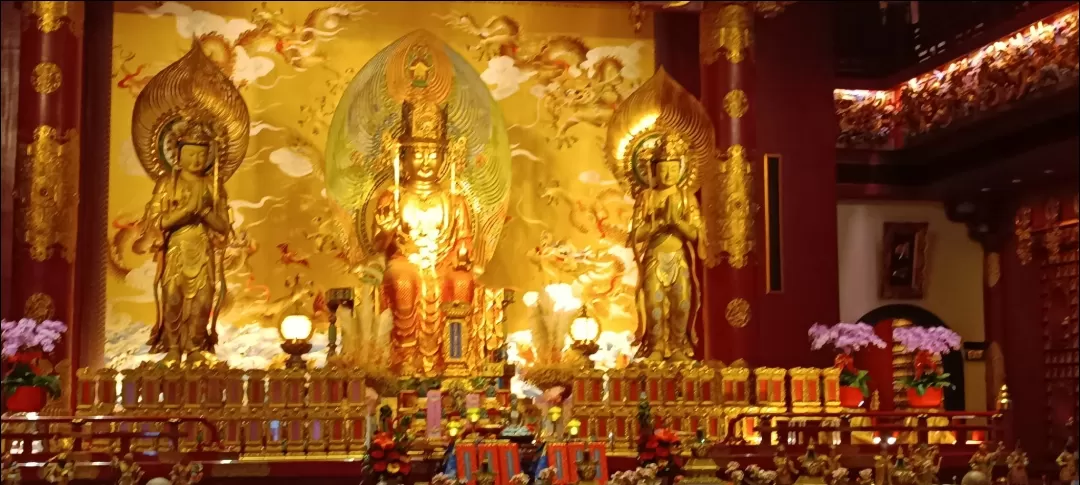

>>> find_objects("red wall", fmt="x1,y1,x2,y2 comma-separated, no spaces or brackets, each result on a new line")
753,3,840,368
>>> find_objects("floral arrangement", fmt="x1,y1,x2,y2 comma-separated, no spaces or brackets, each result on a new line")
610,464,660,485
892,326,961,354
638,428,683,478
724,462,777,485
365,407,414,482
1,318,67,400
893,326,962,396
808,322,886,397
431,473,463,485
536,466,563,485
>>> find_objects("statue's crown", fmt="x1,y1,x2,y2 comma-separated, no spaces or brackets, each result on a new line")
645,133,688,164
399,100,448,145
174,119,215,146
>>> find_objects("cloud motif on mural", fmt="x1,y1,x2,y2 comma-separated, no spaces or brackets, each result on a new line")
139,2,257,44
229,196,284,229
268,147,315,178
115,260,157,304
117,140,146,177
233,46,276,86
582,41,647,83
480,56,537,100
138,1,276,86
578,170,619,186
250,121,286,137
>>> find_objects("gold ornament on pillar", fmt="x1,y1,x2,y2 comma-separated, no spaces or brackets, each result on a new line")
725,297,750,328
22,125,79,263
604,69,716,362
701,3,752,65
723,89,748,119
130,39,250,368
31,62,61,95
720,144,753,268
28,1,69,33
24,293,56,321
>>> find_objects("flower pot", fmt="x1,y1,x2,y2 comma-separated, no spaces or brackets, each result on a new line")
5,386,47,413
839,386,865,408
906,387,944,408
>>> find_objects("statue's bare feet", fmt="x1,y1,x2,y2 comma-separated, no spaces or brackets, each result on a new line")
669,350,691,363
185,351,217,367
160,350,182,368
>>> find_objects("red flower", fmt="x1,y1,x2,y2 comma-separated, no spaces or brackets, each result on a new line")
639,451,655,461
399,461,412,476
388,451,401,461
654,428,678,443
373,432,395,450
370,449,385,460
374,461,388,472
656,447,670,458
646,438,659,449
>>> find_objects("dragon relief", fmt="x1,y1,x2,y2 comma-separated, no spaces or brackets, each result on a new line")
439,11,644,148
527,180,638,328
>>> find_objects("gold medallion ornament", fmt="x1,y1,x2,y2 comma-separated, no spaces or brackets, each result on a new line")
720,144,753,268
29,1,69,33
24,293,56,321
31,62,62,95
723,89,748,119
986,252,1001,288
22,125,79,262
725,297,751,328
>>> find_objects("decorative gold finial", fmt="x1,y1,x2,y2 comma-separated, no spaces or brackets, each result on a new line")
997,385,1011,411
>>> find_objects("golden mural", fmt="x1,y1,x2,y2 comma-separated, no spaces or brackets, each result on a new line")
105,1,654,370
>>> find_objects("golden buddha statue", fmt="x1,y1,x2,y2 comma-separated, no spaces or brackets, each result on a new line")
131,40,249,367
604,69,715,363
324,30,512,377
373,99,475,376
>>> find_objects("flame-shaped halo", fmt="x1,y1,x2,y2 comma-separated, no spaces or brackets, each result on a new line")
604,68,714,194
132,40,250,182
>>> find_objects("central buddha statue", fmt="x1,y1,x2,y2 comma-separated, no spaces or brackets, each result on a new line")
373,99,475,376
324,30,512,378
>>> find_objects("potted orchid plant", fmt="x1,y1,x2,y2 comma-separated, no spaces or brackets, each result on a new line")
892,325,962,408
1,318,67,413
808,322,887,408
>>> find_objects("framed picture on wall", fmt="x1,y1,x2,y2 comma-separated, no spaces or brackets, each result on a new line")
880,222,929,299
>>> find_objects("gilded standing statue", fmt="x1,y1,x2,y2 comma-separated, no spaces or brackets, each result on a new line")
605,69,715,362
131,40,250,367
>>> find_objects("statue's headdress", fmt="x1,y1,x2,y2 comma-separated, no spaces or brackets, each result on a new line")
399,100,449,146
131,39,249,181
645,133,689,165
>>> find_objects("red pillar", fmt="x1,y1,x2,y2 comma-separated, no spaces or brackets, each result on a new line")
10,1,84,412
699,2,760,365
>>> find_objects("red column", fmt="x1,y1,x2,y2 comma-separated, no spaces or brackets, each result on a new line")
10,1,84,412
699,2,760,365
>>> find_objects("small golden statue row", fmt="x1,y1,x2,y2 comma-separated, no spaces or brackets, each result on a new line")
1,454,19,485
112,454,144,485
1059,438,1078,485
132,40,250,368
41,453,74,485
969,442,1005,481
604,69,715,362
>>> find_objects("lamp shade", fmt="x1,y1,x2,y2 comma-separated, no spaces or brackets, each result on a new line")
280,314,314,341
570,315,600,342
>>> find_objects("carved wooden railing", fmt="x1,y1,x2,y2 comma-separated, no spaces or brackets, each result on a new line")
725,410,1008,446
0,415,223,460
